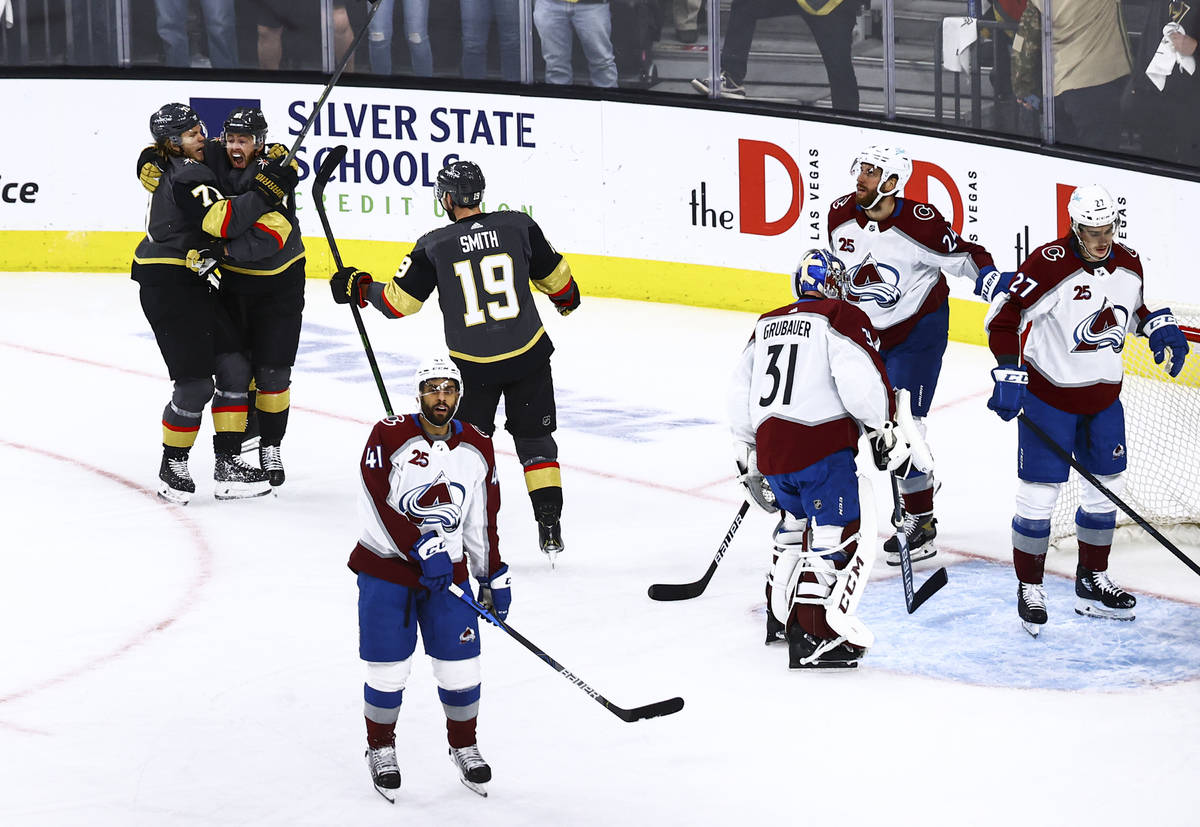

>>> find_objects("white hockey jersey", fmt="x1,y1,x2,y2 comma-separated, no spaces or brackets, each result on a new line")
827,195,997,348
729,297,894,474
348,415,503,588
986,236,1153,414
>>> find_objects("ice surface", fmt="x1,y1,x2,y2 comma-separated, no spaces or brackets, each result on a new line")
2,273,1199,825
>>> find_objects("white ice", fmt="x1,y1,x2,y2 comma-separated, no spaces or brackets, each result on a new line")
2,273,1199,826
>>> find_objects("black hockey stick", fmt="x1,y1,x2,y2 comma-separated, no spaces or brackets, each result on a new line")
1018,412,1200,577
648,500,750,601
449,584,685,723
313,144,394,416
889,475,948,613
282,0,383,167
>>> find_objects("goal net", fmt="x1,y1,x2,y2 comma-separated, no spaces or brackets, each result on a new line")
1050,305,1200,549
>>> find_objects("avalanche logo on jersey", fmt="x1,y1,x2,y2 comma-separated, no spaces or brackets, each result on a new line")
398,471,466,531
1072,298,1130,353
845,254,902,308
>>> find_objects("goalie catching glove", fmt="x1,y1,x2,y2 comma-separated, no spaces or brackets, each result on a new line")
734,443,778,513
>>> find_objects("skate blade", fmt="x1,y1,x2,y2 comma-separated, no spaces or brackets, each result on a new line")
372,783,397,803
543,543,563,569
1074,600,1135,621
1021,620,1043,638
885,546,937,567
213,482,273,501
765,632,787,646
459,777,488,798
156,484,192,505
789,660,859,670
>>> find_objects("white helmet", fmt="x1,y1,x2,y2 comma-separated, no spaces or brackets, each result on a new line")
1068,184,1118,229
415,355,462,401
851,145,912,209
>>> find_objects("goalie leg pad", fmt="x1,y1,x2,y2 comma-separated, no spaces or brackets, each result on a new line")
768,516,809,624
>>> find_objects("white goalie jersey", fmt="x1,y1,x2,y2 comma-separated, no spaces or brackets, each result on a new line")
729,297,895,475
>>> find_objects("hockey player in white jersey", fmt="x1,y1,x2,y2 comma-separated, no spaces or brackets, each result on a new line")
349,356,512,800
828,146,1011,566
985,184,1190,636
729,250,914,668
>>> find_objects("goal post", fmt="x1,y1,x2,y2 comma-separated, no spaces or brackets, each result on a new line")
1050,305,1200,549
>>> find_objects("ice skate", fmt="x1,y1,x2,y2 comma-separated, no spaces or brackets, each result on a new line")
259,443,285,487
765,612,786,645
884,512,938,566
213,451,272,500
539,520,564,567
157,448,194,505
365,744,401,803
1018,582,1047,637
449,744,491,797
786,631,864,669
1074,566,1136,621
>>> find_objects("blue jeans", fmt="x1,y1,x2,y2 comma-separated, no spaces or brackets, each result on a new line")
155,0,237,68
533,0,617,87
369,0,433,77
461,0,521,81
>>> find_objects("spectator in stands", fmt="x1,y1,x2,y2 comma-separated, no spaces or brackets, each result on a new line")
155,0,238,68
462,0,521,81
690,0,863,111
1011,0,1132,153
533,0,619,87
1126,0,1199,166
368,0,433,76
674,0,703,43
256,1,357,72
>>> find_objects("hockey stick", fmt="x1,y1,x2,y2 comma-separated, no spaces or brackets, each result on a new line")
312,144,394,416
282,0,383,167
1018,412,1200,577
647,500,751,601
449,584,685,723
889,474,948,613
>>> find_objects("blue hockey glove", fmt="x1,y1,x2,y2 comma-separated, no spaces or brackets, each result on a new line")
987,365,1028,421
974,267,1016,301
412,530,452,591
1143,308,1190,378
478,564,512,621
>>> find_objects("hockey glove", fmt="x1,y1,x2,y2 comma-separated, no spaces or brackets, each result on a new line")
1143,308,1190,378
330,267,372,306
477,564,512,621
137,145,165,193
734,443,779,513
987,365,1028,421
868,421,913,473
412,530,453,592
549,277,581,316
251,158,299,206
263,142,299,171
974,267,1016,302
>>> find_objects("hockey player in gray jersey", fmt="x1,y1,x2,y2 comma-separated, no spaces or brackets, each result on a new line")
137,106,305,488
131,102,295,503
331,160,582,562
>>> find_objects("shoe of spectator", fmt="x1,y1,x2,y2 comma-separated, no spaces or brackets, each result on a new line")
690,72,746,98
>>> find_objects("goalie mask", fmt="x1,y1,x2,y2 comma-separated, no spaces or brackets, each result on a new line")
792,249,847,300
415,355,463,426
851,145,912,210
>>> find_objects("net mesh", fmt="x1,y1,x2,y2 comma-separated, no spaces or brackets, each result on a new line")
1050,305,1200,545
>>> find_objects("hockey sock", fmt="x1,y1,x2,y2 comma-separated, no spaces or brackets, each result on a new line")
1078,542,1112,572
255,387,291,445
446,717,479,749
1013,549,1047,584
900,487,934,516
526,474,563,526
365,716,396,750
1076,509,1116,571
161,404,202,449
211,388,249,435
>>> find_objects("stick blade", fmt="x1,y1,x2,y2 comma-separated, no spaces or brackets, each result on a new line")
908,566,949,613
616,696,685,722
647,583,703,601
312,144,348,198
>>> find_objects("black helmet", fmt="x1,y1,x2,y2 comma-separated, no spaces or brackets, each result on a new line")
149,102,205,147
222,106,268,146
435,161,485,208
